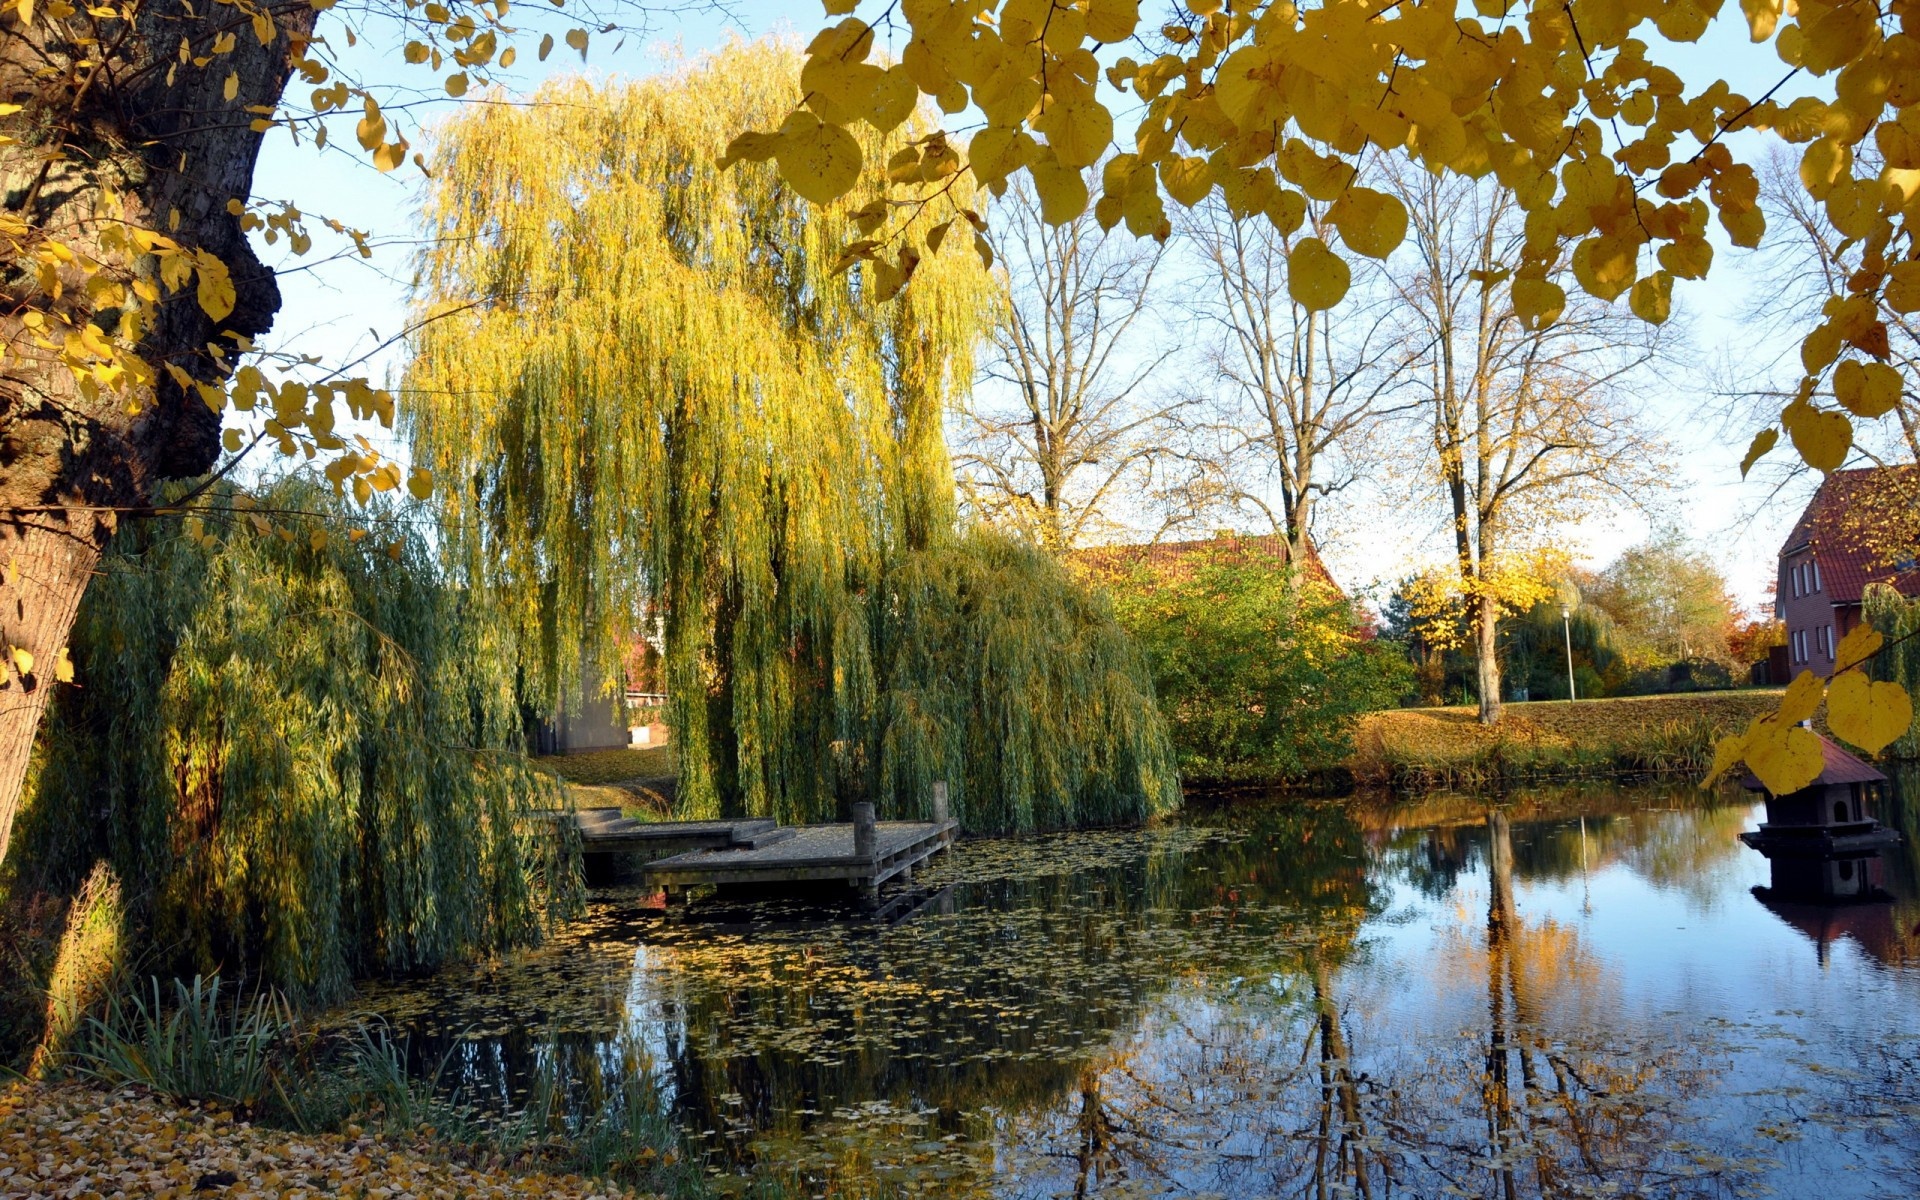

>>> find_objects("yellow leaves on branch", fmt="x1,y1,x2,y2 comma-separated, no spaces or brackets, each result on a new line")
1711,625,1916,794
775,0,1920,502
1286,237,1349,311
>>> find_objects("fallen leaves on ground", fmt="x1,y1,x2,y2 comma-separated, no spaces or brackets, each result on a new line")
0,1081,646,1200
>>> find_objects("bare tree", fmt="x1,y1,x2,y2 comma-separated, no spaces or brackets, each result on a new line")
1178,191,1423,562
1389,167,1666,725
957,171,1182,553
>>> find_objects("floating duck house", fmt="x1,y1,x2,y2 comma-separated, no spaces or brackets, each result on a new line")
1741,735,1900,903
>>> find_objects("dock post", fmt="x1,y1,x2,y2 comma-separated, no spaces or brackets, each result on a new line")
853,802,877,860
932,781,949,825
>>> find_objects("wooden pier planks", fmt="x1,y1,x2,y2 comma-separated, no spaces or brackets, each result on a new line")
644,819,958,894
573,809,795,858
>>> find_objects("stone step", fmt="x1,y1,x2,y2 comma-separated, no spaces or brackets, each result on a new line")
732,826,798,849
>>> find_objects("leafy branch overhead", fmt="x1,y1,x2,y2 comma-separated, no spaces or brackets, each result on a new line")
742,0,1920,794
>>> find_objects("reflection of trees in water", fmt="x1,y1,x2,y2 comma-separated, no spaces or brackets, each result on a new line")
349,791,1834,1197
998,808,1747,1199
1376,782,1755,908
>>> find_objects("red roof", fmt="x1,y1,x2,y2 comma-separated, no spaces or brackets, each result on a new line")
1070,531,1342,596
1741,733,1887,791
1779,468,1920,606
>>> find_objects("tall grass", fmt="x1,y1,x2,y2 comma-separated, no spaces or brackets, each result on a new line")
70,975,285,1110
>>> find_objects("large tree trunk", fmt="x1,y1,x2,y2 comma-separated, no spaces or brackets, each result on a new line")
1475,589,1502,725
0,0,305,863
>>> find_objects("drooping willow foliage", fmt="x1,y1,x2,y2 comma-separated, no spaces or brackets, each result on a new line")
405,42,1177,830
8,479,577,1006
1866,584,1920,760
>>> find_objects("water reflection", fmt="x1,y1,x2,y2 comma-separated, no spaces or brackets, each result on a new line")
335,779,1920,1197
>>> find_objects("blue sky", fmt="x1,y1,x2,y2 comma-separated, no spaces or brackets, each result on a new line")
245,0,1845,610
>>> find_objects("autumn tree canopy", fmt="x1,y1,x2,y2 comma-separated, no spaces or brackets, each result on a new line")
744,0,1920,791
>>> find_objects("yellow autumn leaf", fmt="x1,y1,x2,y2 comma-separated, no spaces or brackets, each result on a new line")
222,72,239,101
372,140,406,172
1035,97,1113,171
356,100,386,151
1833,622,1884,673
53,646,73,683
861,65,916,132
1779,668,1826,725
1782,399,1851,471
9,646,33,677
445,72,468,98
1799,138,1850,200
717,130,780,169
1030,154,1089,225
564,28,588,58
1739,426,1777,477
1831,358,1902,418
1744,718,1824,795
1628,270,1673,324
309,528,329,551
1826,669,1912,755
407,466,434,501
1511,277,1567,331
1571,234,1636,301
773,113,863,204
538,32,554,60
1287,237,1350,312
1086,0,1138,41
194,255,236,320
1326,188,1407,259
1741,0,1780,39
1158,155,1211,208
1703,728,1748,787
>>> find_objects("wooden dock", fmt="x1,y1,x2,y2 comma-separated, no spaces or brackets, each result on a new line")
573,807,797,857
576,785,959,901
645,800,957,901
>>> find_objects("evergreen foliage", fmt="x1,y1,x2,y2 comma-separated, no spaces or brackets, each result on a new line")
6,480,577,1007
406,44,1176,831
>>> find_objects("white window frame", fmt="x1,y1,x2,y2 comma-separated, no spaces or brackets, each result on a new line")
1811,559,1822,593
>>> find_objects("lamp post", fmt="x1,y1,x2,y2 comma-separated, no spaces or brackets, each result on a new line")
1560,603,1578,701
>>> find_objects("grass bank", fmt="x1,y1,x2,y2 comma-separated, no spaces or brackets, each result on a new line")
1351,690,1787,788
531,745,677,814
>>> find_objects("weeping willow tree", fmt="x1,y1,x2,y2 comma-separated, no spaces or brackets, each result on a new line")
405,42,1177,831
1866,584,1920,761
6,479,577,1007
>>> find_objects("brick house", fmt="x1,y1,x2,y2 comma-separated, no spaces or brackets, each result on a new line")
1071,531,1344,598
1777,469,1920,678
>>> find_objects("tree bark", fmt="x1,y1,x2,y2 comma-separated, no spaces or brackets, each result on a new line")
1475,588,1502,725
0,0,305,864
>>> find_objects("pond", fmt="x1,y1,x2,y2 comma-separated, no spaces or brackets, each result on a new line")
337,778,1920,1198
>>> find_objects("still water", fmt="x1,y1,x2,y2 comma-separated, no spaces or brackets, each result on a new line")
342,781,1920,1197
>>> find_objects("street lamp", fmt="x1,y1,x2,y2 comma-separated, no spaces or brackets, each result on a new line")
1560,603,1578,701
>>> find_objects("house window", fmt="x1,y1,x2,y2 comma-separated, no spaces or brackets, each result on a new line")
1792,563,1802,597
1811,558,1821,592
1792,629,1804,662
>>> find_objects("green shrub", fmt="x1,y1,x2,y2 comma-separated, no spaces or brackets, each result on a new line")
1107,553,1410,783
